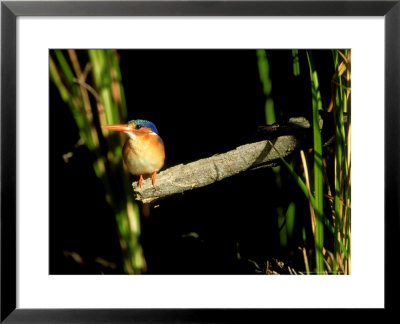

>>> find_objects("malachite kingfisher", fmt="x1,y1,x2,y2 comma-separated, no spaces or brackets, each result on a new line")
104,119,165,188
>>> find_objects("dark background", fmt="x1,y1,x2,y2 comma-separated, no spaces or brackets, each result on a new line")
50,50,334,274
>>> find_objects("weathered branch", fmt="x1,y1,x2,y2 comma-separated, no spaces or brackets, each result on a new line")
132,135,301,204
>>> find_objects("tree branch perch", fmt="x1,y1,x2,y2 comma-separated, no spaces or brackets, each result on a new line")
132,135,302,204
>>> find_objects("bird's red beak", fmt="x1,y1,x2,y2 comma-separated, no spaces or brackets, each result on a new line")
103,124,132,132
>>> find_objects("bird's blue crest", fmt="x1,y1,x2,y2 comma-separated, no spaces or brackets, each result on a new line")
129,119,159,134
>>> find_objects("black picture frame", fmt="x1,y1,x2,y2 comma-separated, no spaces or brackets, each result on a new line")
1,0,399,322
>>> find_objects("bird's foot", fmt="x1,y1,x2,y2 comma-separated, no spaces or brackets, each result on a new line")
152,171,157,187
138,174,144,188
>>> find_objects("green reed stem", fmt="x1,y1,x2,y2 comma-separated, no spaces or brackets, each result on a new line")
306,51,325,274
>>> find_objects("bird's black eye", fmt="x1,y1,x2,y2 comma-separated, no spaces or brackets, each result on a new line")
135,124,142,130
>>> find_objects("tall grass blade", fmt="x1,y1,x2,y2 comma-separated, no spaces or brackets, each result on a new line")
292,50,301,76
256,50,276,124
306,51,324,274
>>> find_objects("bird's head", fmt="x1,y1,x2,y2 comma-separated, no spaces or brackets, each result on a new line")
104,119,160,140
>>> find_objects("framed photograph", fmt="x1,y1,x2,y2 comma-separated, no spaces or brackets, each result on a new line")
1,0,398,322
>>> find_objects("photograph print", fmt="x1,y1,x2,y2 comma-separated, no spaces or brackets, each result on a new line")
49,49,351,275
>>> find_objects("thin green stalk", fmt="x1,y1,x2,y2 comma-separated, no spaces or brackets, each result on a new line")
54,50,76,88
306,51,324,274
292,50,301,76
256,50,276,124
50,54,87,145
109,49,128,118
